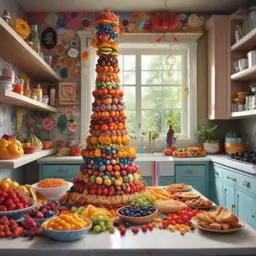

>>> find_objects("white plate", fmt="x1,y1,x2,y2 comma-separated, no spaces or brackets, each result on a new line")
164,185,192,193
191,216,245,233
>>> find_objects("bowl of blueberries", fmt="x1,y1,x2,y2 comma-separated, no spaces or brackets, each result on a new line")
27,201,59,224
117,205,158,224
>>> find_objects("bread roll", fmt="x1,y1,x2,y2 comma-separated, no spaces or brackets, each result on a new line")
209,223,222,230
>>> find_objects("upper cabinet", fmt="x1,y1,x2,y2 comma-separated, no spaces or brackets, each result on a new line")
205,15,231,120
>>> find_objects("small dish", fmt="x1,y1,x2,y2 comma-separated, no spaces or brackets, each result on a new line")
175,191,200,200
117,206,158,224
191,216,245,233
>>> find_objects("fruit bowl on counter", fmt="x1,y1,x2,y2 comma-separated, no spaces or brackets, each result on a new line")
42,213,92,241
32,179,73,200
117,205,158,224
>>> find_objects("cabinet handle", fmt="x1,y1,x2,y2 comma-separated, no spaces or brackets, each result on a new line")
252,215,255,218
58,169,68,173
215,171,219,176
243,180,250,188
232,204,236,209
187,170,197,175
226,175,237,182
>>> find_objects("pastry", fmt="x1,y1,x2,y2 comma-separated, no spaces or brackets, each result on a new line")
186,198,213,208
195,206,242,231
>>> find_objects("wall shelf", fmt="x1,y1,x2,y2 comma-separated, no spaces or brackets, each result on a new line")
231,110,256,118
0,149,56,169
0,88,57,112
231,28,256,52
231,65,256,81
0,17,60,82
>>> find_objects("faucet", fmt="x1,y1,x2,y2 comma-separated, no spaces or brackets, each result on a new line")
148,130,154,153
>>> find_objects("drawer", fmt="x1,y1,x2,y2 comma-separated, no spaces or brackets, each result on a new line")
159,176,174,186
135,161,153,176
175,165,206,178
212,164,223,180
40,165,80,178
236,173,256,195
222,168,238,186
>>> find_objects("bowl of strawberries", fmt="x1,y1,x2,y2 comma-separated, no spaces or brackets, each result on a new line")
0,188,36,219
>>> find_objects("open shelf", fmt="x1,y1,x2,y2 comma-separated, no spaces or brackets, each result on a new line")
0,18,60,82
0,88,57,112
231,28,256,52
231,65,256,81
0,148,56,169
231,110,256,118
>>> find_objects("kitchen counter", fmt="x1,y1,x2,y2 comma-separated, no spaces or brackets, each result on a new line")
1,225,256,256
38,154,256,175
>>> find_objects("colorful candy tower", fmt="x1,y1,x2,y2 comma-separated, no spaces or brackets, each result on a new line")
70,9,146,209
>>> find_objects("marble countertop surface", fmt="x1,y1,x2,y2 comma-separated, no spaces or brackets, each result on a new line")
1,224,256,256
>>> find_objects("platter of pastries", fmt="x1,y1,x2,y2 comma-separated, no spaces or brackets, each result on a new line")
175,191,200,200
186,198,213,209
172,147,206,158
191,206,244,233
165,183,191,193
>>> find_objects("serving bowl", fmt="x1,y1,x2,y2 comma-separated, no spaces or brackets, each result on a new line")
117,206,158,224
42,216,92,241
0,198,36,219
32,182,73,200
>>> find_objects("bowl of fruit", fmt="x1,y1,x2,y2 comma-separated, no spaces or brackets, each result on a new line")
0,188,36,219
32,179,73,200
42,213,92,241
28,201,59,224
117,205,158,224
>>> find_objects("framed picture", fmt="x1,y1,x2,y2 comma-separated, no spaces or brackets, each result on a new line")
58,82,78,105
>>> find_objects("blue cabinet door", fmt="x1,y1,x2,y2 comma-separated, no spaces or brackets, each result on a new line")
223,183,235,212
236,189,256,228
214,179,223,206
142,176,152,186
159,176,174,186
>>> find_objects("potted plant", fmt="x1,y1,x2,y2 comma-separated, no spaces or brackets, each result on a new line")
196,125,220,154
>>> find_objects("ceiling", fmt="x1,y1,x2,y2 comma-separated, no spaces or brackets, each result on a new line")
18,0,249,12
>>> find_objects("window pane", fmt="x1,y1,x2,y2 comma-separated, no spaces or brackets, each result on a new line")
163,70,182,84
123,87,136,109
142,55,165,70
141,87,163,108
162,87,182,108
142,71,162,85
123,71,135,85
124,55,136,71
141,110,162,135
163,110,181,134
163,55,182,71
118,55,123,70
125,110,136,137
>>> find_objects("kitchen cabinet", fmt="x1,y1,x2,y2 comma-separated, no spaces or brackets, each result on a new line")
142,176,152,186
223,183,235,212
159,176,174,186
205,15,231,119
175,164,208,196
236,189,256,228
39,164,79,182
210,162,256,228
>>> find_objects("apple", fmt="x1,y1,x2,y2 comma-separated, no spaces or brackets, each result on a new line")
89,188,97,195
121,170,127,176
128,173,134,183
103,188,109,196
108,186,115,196
23,146,36,154
97,186,103,196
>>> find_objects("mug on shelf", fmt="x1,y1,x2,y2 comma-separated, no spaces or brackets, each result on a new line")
238,58,248,71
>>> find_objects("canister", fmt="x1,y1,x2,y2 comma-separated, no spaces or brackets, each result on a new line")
247,50,256,68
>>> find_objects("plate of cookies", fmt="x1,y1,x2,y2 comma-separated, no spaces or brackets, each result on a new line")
186,198,214,209
191,206,245,233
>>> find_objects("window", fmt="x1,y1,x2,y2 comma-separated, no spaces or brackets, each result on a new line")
119,43,197,142
79,32,199,145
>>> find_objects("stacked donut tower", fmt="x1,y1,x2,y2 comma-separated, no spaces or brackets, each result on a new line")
71,9,146,209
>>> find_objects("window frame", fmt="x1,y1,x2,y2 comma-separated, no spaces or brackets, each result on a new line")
79,32,201,146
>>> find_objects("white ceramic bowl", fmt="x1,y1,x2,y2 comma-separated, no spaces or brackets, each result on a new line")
32,181,73,200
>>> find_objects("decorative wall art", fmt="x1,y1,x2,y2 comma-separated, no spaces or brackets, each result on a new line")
58,82,78,105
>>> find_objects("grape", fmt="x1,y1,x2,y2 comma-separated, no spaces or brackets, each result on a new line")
92,225,101,233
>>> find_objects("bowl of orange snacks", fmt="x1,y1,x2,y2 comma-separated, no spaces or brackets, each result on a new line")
32,178,73,200
42,213,92,241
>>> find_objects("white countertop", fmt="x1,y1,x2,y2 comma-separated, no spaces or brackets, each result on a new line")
37,154,256,175
0,225,256,256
